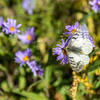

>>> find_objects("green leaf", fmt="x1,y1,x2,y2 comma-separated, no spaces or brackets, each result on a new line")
18,76,26,90
83,59,100,73
1,81,10,92
94,80,100,89
90,48,100,56
19,67,26,76
45,65,54,85
0,64,8,73
12,89,48,100
0,96,8,100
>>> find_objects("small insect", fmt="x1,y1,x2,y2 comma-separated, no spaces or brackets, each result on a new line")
67,24,94,72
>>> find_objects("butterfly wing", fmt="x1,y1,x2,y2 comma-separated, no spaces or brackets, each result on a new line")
67,51,90,72
68,33,93,54
77,24,89,35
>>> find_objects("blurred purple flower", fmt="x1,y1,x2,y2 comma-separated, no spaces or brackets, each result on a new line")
18,27,35,44
15,48,32,66
27,60,43,77
89,0,100,13
22,0,36,15
2,18,21,34
53,39,68,65
0,17,4,27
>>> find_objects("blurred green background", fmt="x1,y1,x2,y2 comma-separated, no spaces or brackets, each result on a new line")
0,0,100,100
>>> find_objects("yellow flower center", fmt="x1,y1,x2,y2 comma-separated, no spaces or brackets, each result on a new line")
27,35,32,40
71,29,76,34
23,56,29,62
9,27,15,32
62,48,67,55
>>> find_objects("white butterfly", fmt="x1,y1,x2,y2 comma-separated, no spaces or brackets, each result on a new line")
67,24,94,72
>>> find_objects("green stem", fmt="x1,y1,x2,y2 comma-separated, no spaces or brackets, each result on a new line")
27,80,42,92
40,76,50,98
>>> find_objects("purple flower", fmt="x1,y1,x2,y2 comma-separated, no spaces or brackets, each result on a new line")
64,22,79,43
27,60,43,77
18,27,35,44
53,39,68,65
22,0,36,15
89,0,100,13
15,48,32,66
63,22,79,47
2,18,21,34
0,17,4,27
65,22,79,34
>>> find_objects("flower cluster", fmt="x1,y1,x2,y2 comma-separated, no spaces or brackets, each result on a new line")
89,0,100,13
70,71,95,100
0,17,43,77
15,49,43,77
1,18,35,44
70,71,79,100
